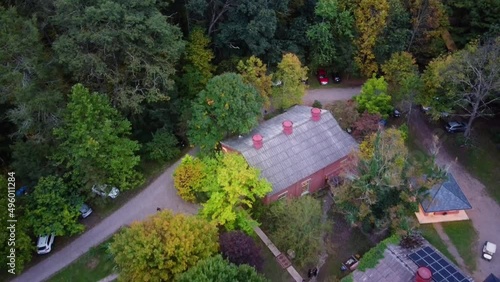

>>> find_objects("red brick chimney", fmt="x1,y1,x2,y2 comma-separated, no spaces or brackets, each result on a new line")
282,120,293,135
311,107,321,121
252,134,263,149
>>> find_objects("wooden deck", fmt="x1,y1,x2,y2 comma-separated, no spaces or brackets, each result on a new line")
415,209,470,224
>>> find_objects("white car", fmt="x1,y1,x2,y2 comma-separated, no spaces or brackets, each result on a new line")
483,241,497,261
92,184,120,199
37,234,55,255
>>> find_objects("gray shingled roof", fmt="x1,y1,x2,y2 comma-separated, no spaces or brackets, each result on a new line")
420,173,472,213
221,105,358,195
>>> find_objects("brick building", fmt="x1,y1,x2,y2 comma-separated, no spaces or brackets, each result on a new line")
221,105,358,203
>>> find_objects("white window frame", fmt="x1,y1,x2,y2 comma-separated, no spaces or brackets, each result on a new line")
301,179,311,196
277,191,288,201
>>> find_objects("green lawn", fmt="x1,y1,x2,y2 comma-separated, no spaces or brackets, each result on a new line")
419,224,459,265
441,221,478,272
255,239,294,282
317,213,376,281
443,132,500,204
48,238,116,282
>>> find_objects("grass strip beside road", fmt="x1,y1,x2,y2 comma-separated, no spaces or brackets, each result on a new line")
441,221,478,272
48,238,115,282
419,225,459,266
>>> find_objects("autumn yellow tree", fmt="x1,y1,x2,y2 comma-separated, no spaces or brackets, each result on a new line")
237,56,273,109
272,53,308,109
199,153,272,234
110,211,219,281
181,26,215,99
406,0,449,62
354,0,389,77
173,155,205,202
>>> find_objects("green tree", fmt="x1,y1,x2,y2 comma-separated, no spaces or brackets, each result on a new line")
0,7,65,143
27,176,84,236
441,38,500,138
272,53,309,110
0,176,33,274
187,73,263,154
0,7,41,104
307,0,355,70
10,140,56,185
199,153,272,233
444,0,500,47
406,0,449,64
237,56,273,109
144,128,180,162
53,84,143,194
173,155,206,203
176,255,269,282
381,51,421,107
215,0,278,56
419,53,455,118
354,75,393,118
374,0,411,64
354,0,389,76
180,27,215,99
110,210,219,281
336,129,445,234
264,196,327,266
51,0,185,113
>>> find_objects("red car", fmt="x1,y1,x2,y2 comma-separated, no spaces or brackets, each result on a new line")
316,69,329,85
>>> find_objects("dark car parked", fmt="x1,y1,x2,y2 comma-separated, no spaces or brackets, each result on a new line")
445,121,467,133
332,72,341,83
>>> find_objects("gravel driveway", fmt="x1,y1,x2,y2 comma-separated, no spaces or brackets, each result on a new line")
12,150,199,282
303,86,361,106
410,110,500,280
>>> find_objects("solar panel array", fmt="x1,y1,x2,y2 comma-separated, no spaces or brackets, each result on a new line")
409,246,470,282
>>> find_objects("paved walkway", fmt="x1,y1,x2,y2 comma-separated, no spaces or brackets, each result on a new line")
13,149,199,282
410,110,500,280
253,226,303,282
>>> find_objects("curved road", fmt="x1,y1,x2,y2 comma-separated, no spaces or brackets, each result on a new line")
15,86,500,281
12,150,199,282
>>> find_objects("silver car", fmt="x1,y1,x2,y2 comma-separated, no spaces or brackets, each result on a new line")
92,184,120,199
79,203,93,218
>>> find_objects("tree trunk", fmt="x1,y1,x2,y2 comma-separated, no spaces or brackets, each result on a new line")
464,99,480,138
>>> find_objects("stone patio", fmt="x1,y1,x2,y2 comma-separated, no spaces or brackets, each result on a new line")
352,248,415,282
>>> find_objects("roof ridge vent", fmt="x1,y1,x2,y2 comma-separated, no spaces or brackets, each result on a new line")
282,120,293,135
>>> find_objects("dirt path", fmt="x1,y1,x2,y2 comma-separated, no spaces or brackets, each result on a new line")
12,149,199,282
410,110,500,280
432,223,468,270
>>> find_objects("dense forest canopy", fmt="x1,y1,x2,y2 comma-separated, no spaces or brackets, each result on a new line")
0,0,498,273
